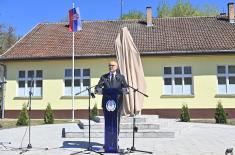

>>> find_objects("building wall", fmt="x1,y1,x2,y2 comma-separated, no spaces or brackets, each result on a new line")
3,55,235,118
143,55,235,109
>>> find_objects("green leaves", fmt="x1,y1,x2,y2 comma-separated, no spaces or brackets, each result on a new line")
215,101,228,124
44,103,54,124
16,104,29,126
180,104,190,122
0,25,18,55
157,0,219,18
121,10,145,20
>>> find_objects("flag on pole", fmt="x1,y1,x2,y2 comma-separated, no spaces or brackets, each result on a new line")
69,7,82,32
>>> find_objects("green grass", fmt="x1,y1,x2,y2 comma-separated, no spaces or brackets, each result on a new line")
0,119,80,129
190,119,235,125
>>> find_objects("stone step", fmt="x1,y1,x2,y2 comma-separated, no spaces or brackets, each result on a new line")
64,129,175,138
80,123,160,130
95,115,159,124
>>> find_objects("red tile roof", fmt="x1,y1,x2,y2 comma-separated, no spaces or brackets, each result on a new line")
1,16,235,60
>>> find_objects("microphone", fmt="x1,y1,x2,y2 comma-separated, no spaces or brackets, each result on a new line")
0,81,7,85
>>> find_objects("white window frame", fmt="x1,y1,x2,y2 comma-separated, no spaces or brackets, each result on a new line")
64,68,90,96
18,70,43,97
217,65,235,94
163,66,193,95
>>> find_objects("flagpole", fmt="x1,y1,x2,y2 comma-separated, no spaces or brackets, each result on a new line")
121,0,123,20
72,3,75,122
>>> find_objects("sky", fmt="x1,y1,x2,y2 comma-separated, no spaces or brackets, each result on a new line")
0,0,233,36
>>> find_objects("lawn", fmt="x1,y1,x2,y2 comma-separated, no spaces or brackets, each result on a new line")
0,119,80,129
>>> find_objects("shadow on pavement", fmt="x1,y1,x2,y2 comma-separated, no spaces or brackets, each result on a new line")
62,141,103,149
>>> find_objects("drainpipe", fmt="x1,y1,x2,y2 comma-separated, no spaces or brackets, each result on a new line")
0,63,6,119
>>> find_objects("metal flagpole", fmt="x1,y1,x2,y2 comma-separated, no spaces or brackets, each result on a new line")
72,2,75,122
121,0,123,19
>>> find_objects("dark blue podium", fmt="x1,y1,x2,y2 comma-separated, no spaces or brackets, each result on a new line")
102,88,122,153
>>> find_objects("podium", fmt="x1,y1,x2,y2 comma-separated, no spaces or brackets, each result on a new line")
102,88,122,153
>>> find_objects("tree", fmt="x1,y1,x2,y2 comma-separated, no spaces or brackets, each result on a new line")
157,1,171,18
157,0,219,18
16,104,29,126
121,10,145,20
180,104,190,122
44,103,54,124
214,101,228,124
0,24,18,55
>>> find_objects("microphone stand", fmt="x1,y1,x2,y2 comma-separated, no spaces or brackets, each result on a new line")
19,78,33,154
20,78,48,154
27,78,33,149
127,85,152,154
71,85,102,155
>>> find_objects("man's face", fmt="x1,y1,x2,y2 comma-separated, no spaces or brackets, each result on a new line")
108,61,118,73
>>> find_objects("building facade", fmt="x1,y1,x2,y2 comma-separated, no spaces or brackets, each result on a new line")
1,5,235,118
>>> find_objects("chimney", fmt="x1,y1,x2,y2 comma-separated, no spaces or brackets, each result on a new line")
228,2,235,23
146,6,153,27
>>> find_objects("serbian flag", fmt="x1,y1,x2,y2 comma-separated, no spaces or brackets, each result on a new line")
69,7,82,32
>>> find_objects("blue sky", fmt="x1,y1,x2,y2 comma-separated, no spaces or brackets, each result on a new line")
0,0,233,36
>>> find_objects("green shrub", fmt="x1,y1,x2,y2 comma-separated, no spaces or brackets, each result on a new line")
16,104,29,126
91,103,99,120
44,103,54,124
215,101,228,124
180,104,190,122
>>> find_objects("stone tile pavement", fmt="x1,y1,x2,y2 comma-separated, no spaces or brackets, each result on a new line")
0,121,234,155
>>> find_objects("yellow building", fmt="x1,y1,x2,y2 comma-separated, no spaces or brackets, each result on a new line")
1,7,235,118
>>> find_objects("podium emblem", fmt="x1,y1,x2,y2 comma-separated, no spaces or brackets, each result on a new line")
106,100,116,111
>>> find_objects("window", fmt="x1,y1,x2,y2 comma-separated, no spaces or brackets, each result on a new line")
18,70,43,97
64,68,90,96
163,66,193,95
217,65,235,94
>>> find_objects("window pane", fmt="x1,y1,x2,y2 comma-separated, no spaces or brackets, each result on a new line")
74,69,81,77
36,80,42,87
19,71,25,78
164,85,172,95
175,85,183,94
65,80,72,87
164,78,172,85
18,88,25,96
228,66,235,74
74,79,81,86
83,69,90,76
65,69,72,77
175,78,182,85
218,77,226,84
184,67,191,74
164,67,171,74
184,85,192,94
64,87,72,95
174,67,182,74
217,66,225,74
34,88,42,96
184,77,192,85
19,81,25,88
218,85,226,94
28,70,34,78
83,79,90,86
27,80,34,87
229,77,235,84
36,70,43,78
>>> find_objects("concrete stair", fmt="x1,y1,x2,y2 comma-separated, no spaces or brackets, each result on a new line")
63,115,181,138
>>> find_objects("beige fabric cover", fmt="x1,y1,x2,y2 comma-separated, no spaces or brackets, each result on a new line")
115,27,147,115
